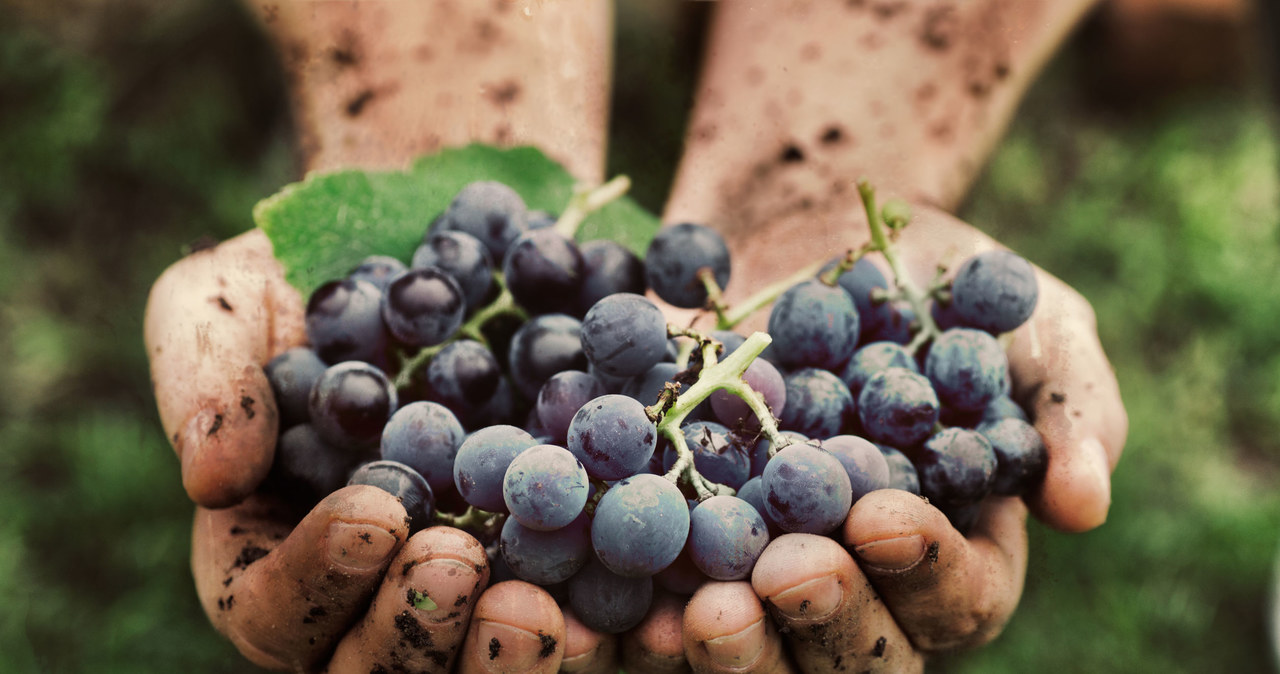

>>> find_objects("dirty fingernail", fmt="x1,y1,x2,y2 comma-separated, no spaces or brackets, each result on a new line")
702,617,765,669
408,557,481,621
327,521,397,570
475,620,549,673
768,574,843,621
854,534,927,572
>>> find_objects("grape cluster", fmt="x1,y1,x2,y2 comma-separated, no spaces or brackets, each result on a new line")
262,178,1048,634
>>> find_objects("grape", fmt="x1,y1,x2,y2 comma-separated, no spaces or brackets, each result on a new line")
976,417,1048,496
662,421,752,490
305,278,390,367
711,330,746,357
924,328,1009,413
767,279,860,371
780,368,856,439
591,473,689,577
379,401,465,495
930,297,966,331
688,495,770,581
644,223,731,309
653,540,709,596
566,394,657,480
348,255,407,291
411,230,494,309
309,361,397,449
535,371,606,445
437,181,528,260
348,460,435,532
503,228,585,316
568,558,653,634
914,428,997,508
761,443,853,535
622,362,681,405
982,395,1029,424
499,511,591,585
264,347,327,429
452,425,538,513
507,314,587,400
710,358,785,432
868,300,917,345
267,423,361,506
502,444,589,531
381,267,466,348
526,210,557,230
858,367,940,447
840,341,920,398
420,340,502,423
821,435,891,502
580,293,668,378
878,444,921,495
950,250,1039,334
578,240,646,313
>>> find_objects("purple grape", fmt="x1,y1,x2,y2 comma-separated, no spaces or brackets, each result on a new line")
580,293,669,378
503,228,585,316
568,558,653,634
566,394,657,481
950,250,1039,334
644,223,731,309
925,328,1009,413
499,511,591,585
452,425,538,512
502,444,589,531
591,473,690,577
664,421,752,491
710,358,786,432
305,278,390,367
578,240,646,313
767,279,860,371
309,361,397,450
437,181,528,260
761,443,853,535
348,255,407,291
264,347,327,429
914,428,997,508
820,434,891,502
779,368,857,439
379,401,465,495
348,460,434,532
381,268,465,348
536,371,606,445
688,495,770,581
420,340,501,424
976,417,1048,496
507,314,587,400
878,444,921,495
858,367,940,447
840,341,920,398
411,230,494,309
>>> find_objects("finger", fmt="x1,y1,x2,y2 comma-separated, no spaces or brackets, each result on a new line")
560,607,619,674
620,591,689,674
682,581,792,673
1007,273,1128,532
845,490,1028,652
191,485,409,671
457,580,566,674
146,229,305,507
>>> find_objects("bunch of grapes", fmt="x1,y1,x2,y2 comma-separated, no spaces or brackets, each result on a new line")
262,177,1048,634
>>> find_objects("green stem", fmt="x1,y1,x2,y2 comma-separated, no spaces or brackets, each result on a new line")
458,274,527,342
718,377,792,459
818,245,873,287
394,342,449,390
554,175,632,239
719,259,828,330
699,268,731,327
433,506,502,532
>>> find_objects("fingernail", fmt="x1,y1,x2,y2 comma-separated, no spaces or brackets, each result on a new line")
327,521,397,570
853,534,927,572
474,621,547,674
768,574,843,621
559,646,599,672
1079,436,1112,523
407,557,481,622
702,617,765,669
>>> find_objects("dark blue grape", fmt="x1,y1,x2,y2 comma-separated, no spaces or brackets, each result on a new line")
381,268,466,348
767,279,860,370
780,368,857,439
348,460,434,532
915,428,997,508
653,539,709,596
930,298,966,331
526,210,557,230
858,367,940,447
267,423,362,506
379,401,465,495
976,417,1048,496
840,341,920,398
309,361,397,449
507,314,587,400
411,230,494,309
452,425,538,512
591,473,690,577
503,229,584,316
820,435,891,502
566,394,657,480
305,278,390,366
437,181,528,260
710,358,786,432
688,495,770,581
736,475,785,538
578,240,646,313
536,371,606,444
869,300,917,345
421,340,501,424
467,377,518,430
982,395,1029,424
568,557,654,634
878,444,920,495
581,293,668,378
644,223,731,309
348,255,407,291
664,421,752,491
829,256,903,342
264,347,327,429
503,444,589,531
761,443,853,535
950,250,1039,334
499,511,591,585
925,328,1009,412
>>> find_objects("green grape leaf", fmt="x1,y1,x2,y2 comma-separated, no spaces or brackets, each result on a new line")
409,589,437,612
254,144,661,297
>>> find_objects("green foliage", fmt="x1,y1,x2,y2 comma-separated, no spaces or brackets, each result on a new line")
256,145,660,297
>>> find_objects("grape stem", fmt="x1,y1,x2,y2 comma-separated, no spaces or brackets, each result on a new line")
716,258,828,330
433,506,502,535
856,180,942,355
554,175,632,239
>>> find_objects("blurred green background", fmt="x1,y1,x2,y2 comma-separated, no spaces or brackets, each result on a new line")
2,1,1278,672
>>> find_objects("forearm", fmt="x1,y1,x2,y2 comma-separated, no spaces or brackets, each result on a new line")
665,0,1099,244
248,0,612,181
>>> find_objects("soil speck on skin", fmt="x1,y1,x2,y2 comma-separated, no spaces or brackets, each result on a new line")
455,594,469,607
240,396,255,419
780,145,805,163
926,541,940,564
229,526,247,536
486,80,521,106
233,545,268,569
395,611,434,648
798,599,811,614
207,414,223,437
370,665,388,674
538,633,557,658
358,531,372,544
309,606,327,618
345,89,376,117
820,126,844,145
1050,392,1067,404
215,296,233,312
873,636,887,657
488,636,501,660
921,6,957,50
